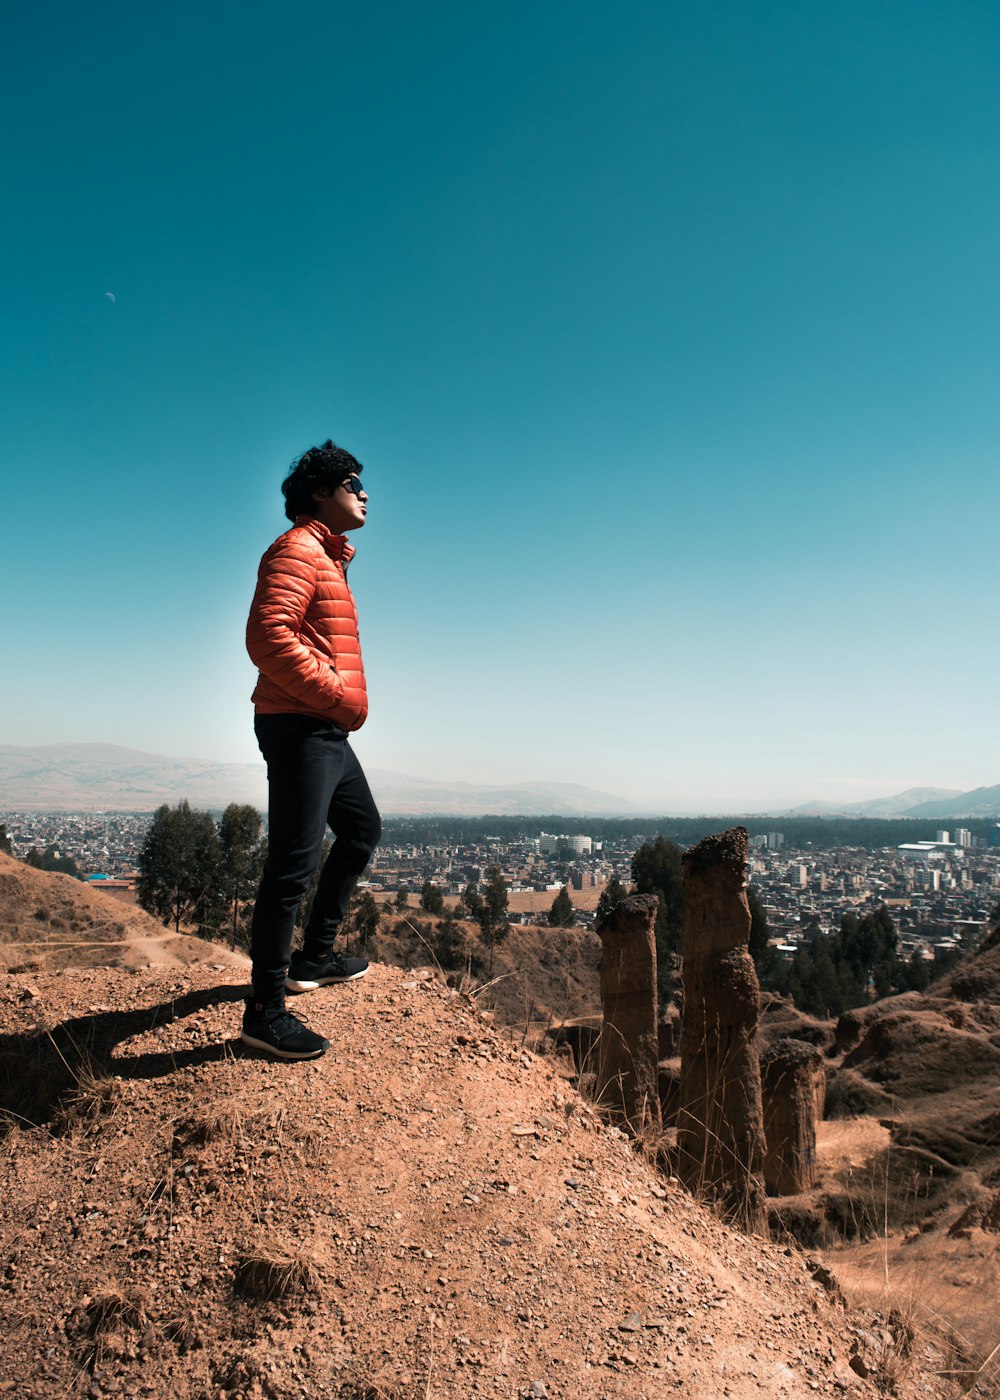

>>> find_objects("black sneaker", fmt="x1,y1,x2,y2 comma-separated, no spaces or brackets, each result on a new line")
285,951,369,993
241,1001,330,1060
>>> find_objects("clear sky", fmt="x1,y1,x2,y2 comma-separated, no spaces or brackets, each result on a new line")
2,0,997,812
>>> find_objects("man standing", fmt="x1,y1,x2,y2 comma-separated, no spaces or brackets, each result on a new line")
242,440,381,1060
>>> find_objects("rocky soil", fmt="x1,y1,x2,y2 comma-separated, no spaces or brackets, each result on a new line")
0,960,958,1400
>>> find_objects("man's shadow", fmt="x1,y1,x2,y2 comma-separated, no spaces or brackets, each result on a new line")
0,980,256,1129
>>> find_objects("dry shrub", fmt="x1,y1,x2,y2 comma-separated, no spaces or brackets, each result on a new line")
936,1319,1000,1395
161,1314,203,1352
233,1242,318,1301
53,1066,123,1133
174,1104,245,1146
862,1306,916,1390
86,1285,146,1336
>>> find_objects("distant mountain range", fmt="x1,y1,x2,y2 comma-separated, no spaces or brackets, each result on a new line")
779,785,1000,820
0,743,268,811
1,744,997,819
0,744,635,816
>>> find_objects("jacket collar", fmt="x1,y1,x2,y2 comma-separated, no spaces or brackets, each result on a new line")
294,515,355,564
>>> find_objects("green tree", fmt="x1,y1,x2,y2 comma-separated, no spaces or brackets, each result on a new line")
348,888,381,950
137,801,222,933
461,881,484,921
25,844,82,879
548,885,574,927
630,837,684,953
595,874,625,924
394,887,410,911
905,947,931,993
434,913,470,970
929,944,963,981
631,835,684,1004
478,864,510,973
419,879,445,916
217,803,265,949
779,906,910,1018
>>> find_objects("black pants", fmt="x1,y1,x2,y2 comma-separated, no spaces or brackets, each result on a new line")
249,713,381,1005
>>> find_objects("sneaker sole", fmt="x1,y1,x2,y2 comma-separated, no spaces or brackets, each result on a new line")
285,967,369,992
240,1029,329,1060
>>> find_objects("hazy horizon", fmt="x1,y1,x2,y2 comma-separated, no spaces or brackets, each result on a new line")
0,740,995,818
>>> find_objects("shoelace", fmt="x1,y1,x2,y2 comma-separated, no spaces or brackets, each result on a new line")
268,1010,310,1039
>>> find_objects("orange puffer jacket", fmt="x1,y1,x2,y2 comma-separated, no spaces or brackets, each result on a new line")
246,516,368,731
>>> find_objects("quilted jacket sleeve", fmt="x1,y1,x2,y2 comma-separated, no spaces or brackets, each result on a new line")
246,535,346,712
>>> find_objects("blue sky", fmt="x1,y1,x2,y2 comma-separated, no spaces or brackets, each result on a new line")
2,0,997,811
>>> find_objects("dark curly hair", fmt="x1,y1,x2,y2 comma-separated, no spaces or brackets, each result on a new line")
281,439,364,521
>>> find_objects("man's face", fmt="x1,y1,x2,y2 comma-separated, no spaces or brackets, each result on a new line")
312,474,368,533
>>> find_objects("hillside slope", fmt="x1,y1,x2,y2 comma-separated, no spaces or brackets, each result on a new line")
833,924,1000,1178
0,851,248,973
0,961,953,1399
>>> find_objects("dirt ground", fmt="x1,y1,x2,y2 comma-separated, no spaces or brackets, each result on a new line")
0,960,960,1400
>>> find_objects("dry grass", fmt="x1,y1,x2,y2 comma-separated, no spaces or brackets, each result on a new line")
233,1240,319,1301
161,1313,203,1352
86,1285,146,1336
77,1283,149,1372
52,1063,124,1133
817,1119,1000,1395
173,1103,248,1146
832,1240,1000,1395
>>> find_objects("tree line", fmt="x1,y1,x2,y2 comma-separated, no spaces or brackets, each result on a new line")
137,801,266,946
135,808,517,972
379,814,1000,852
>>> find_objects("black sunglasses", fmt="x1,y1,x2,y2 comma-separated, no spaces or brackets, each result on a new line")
339,474,364,496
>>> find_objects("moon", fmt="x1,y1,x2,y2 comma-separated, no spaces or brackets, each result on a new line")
104,292,116,303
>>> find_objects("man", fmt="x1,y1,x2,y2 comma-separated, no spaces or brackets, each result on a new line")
242,439,381,1060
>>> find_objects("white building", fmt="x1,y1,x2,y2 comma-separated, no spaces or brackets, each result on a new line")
539,832,593,856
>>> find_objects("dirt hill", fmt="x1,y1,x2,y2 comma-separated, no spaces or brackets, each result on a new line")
0,863,989,1396
748,933,1000,1393
830,925,1000,1185
0,957,960,1399
0,852,248,974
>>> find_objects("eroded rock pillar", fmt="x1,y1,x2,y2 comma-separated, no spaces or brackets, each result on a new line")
761,1038,826,1195
677,827,766,1231
596,893,660,1135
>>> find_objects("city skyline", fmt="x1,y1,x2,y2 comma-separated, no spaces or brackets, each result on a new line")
3,2,998,810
